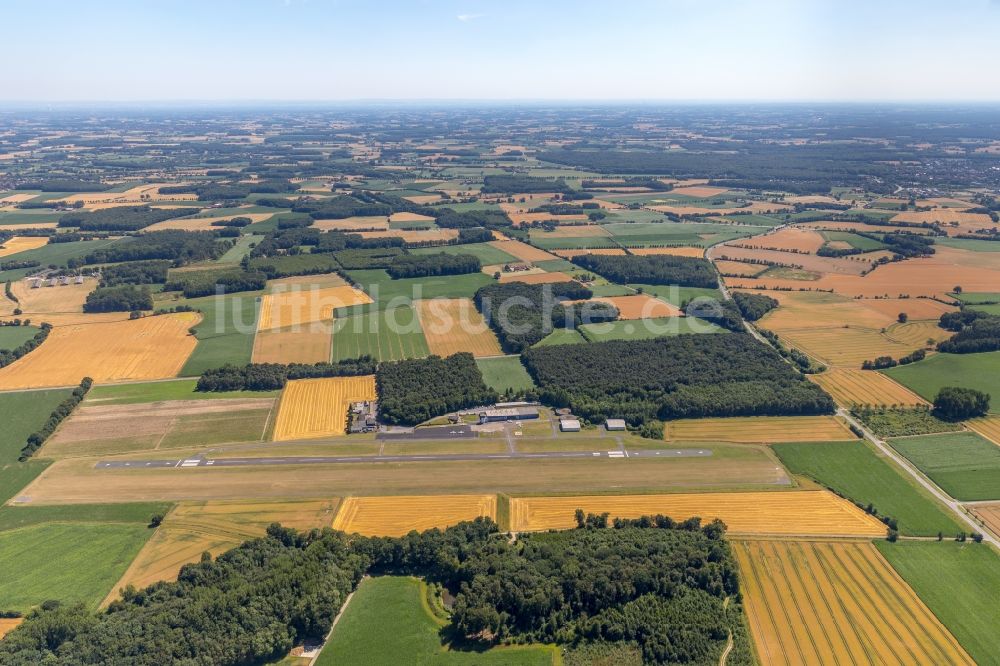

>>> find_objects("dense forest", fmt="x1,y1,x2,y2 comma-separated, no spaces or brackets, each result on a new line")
731,292,779,321
522,335,835,425
57,206,189,232
937,310,1000,353
572,254,718,289
376,353,496,425
385,252,481,279
98,260,171,287
81,231,227,265
82,285,153,312
196,358,377,392
474,281,603,352
0,517,748,666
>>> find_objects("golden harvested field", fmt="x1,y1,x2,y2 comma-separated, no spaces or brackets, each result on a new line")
777,326,917,368
726,246,1000,298
358,229,458,243
257,285,371,331
795,220,936,235
488,239,559,263
971,503,1000,537
402,194,441,205
0,312,199,389
53,183,198,206
414,298,501,357
0,278,97,316
332,495,496,536
272,375,376,441
650,202,791,216
715,245,869,276
0,192,40,204
967,416,1000,446
629,246,705,257
499,271,574,284
809,369,928,407
252,323,332,364
0,236,48,257
0,618,23,639
664,416,856,443
670,185,729,198
508,491,885,536
893,209,994,233
552,248,627,258
388,211,436,223
508,212,588,226
311,216,389,231
579,294,680,319
266,272,347,290
104,500,337,603
737,228,826,253
735,540,973,666
756,291,954,331
0,223,57,232
715,260,766,277
144,212,274,232
0,311,129,327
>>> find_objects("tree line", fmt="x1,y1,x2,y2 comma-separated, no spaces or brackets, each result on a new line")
572,254,718,289
196,358,377,392
20,377,92,460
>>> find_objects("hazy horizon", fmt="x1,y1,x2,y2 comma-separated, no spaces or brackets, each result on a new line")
5,0,1000,103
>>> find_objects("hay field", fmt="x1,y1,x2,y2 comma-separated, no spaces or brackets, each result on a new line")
0,236,48,257
629,246,706,257
664,416,855,443
104,499,336,602
735,540,973,666
272,375,376,441
577,294,680,320
312,216,389,231
715,260,766,277
358,229,458,244
144,212,274,232
715,245,869,275
1,277,97,316
498,271,573,284
893,209,994,234
809,369,928,407
257,285,371,331
971,503,1000,536
670,185,729,198
967,416,1000,446
508,490,884,536
332,494,496,536
52,183,197,206
739,227,826,253
488,239,559,263
251,323,332,364
266,272,347,290
552,248,627,258
0,312,199,389
413,298,502,357
778,326,916,367
388,212,435,223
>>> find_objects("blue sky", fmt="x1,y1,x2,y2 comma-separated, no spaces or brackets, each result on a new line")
4,0,1000,102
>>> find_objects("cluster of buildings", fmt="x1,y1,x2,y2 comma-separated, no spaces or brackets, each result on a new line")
348,400,378,434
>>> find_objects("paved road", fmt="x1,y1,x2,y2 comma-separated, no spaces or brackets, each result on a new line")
94,448,712,469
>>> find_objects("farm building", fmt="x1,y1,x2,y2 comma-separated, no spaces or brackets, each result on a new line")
479,407,539,424
605,419,627,431
560,418,581,432
348,401,379,434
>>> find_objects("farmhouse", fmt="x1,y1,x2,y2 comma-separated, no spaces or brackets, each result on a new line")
605,419,627,431
479,407,539,424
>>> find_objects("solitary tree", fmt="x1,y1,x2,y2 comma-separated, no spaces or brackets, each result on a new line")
898,312,908,323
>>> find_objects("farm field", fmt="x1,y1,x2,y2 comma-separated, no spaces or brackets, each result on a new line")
6,277,98,315
0,523,152,613
330,305,430,361
889,432,1000,501
627,283,720,307
19,451,792,504
876,541,1000,665
332,494,496,536
104,499,337,601
487,239,559,263
735,540,973,666
579,316,722,341
0,238,119,283
272,375,376,441
971,502,1000,536
84,378,279,405
410,241,517,265
507,490,885,536
42,398,275,458
498,270,573,284
0,388,72,461
532,328,588,346
252,322,332,363
577,293,680,320
414,298,502,357
884,351,1000,412
775,323,942,368
343,269,493,311
665,415,855,443
257,285,371,331
736,226,826,252
0,312,199,389
317,576,554,666
967,415,1000,445
177,293,259,375
0,236,48,257
772,441,962,535
808,368,928,407
476,355,536,393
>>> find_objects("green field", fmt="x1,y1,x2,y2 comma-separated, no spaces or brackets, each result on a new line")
0,388,73,462
476,356,535,393
331,305,430,361
0,238,121,282
410,242,517,265
0,523,152,612
889,432,1000,501
771,440,962,536
628,284,720,307
579,317,723,342
216,233,264,264
0,461,50,505
178,293,260,375
950,291,1000,304
884,352,1000,413
877,541,1000,665
0,325,38,350
317,576,554,665
0,502,170,533
532,328,588,347
529,235,620,250
936,237,1000,252
85,378,279,405
341,269,493,314
821,230,886,251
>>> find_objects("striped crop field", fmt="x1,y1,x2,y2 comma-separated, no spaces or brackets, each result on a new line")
257,285,371,331
664,416,856,443
332,495,496,537
735,540,973,665
272,375,376,441
967,415,1000,446
809,369,928,407
507,490,885,537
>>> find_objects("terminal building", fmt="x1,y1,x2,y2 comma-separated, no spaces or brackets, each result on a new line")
478,407,539,424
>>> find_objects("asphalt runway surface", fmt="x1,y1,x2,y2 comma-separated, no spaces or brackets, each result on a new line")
94,447,712,469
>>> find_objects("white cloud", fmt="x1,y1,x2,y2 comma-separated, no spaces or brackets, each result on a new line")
457,13,484,22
